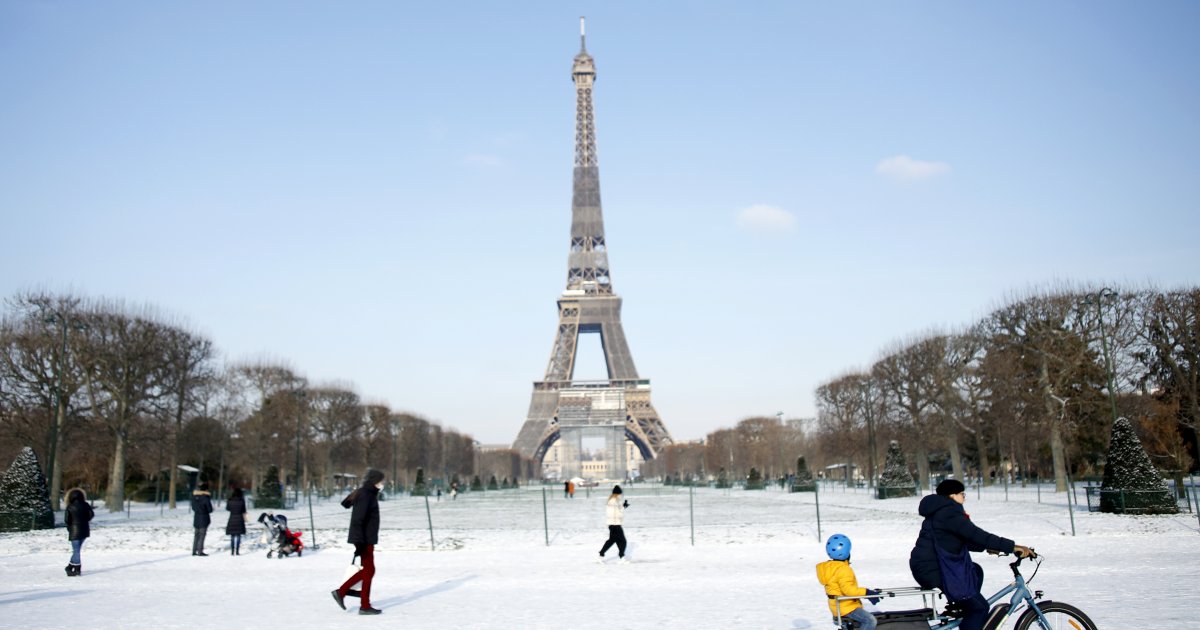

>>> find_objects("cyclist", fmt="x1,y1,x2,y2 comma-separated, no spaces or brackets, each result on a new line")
908,479,1033,630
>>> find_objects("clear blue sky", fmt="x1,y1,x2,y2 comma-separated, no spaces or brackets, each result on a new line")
2,2,1197,444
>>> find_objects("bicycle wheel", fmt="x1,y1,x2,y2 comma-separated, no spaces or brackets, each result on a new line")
1014,601,1097,630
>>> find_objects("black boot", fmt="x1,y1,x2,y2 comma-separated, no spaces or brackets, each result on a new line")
65,564,72,577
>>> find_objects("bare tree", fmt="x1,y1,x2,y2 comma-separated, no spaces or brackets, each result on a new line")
873,335,946,491
77,303,171,511
0,292,89,509
158,325,215,508
986,291,1107,490
1137,288,1200,460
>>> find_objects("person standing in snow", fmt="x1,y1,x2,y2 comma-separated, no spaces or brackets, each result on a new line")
225,485,248,555
332,469,384,616
816,534,880,630
191,482,214,556
909,479,1033,630
598,485,629,563
64,487,93,577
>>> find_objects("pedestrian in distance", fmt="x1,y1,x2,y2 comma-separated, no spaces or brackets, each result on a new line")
909,478,1034,630
191,482,214,556
564,480,570,498
64,487,93,577
598,484,629,563
816,534,881,630
332,469,385,615
225,485,248,555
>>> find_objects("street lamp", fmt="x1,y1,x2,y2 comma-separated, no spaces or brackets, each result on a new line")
292,390,306,505
43,312,85,511
390,418,401,496
1085,288,1120,425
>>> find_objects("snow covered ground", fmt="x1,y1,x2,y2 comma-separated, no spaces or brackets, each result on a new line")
1,482,1197,628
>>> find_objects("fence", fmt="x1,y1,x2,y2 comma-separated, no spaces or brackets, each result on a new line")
1083,484,1195,514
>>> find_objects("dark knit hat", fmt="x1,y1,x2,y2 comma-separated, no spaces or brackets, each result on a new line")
364,469,385,487
936,478,965,496
612,485,622,495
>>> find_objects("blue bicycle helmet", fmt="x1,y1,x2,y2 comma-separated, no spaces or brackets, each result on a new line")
826,534,851,561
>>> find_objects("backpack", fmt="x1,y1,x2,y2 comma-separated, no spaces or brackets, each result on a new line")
927,521,979,602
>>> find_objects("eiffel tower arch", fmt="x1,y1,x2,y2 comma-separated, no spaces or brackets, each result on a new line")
512,19,673,479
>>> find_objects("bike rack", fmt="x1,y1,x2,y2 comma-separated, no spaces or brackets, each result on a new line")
832,587,941,628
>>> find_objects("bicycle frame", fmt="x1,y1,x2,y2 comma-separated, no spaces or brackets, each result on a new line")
832,556,1052,630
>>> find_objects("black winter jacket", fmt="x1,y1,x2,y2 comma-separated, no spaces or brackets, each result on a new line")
192,491,214,528
225,496,247,535
909,494,1015,589
343,485,380,545
66,499,94,541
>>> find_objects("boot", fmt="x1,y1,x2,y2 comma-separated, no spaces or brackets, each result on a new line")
74,564,81,576
65,564,72,577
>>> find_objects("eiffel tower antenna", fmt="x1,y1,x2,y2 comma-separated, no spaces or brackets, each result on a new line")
513,21,673,479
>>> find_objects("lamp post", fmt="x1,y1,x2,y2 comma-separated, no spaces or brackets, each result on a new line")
390,419,400,496
43,312,84,512
293,390,306,505
1086,288,1120,425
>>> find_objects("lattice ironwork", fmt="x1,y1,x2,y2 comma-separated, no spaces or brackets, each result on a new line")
513,20,673,469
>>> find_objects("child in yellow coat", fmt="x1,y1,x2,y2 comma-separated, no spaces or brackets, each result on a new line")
816,534,880,629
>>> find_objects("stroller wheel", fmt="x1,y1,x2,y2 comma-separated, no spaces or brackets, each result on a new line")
267,550,273,558
297,550,302,557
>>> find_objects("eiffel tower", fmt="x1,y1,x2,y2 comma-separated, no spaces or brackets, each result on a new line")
512,19,673,478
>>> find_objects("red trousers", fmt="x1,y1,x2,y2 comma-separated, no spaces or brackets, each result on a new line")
337,544,376,608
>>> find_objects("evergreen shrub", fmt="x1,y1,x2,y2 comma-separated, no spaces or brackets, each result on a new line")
0,447,55,531
877,441,916,499
1100,417,1179,514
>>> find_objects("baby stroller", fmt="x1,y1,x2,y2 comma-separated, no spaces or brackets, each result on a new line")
257,512,304,558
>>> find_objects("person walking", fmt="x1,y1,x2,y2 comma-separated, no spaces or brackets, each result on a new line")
191,482,214,556
225,485,248,555
332,469,384,615
909,479,1033,630
598,485,629,563
64,487,93,577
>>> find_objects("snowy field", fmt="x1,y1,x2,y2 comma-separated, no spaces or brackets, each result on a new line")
1,483,1198,629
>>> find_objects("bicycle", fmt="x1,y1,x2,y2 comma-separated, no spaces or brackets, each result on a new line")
833,550,1097,630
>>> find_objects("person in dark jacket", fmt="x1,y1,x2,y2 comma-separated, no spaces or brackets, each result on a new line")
332,469,384,615
225,485,248,556
191,483,214,556
909,479,1033,630
64,487,94,577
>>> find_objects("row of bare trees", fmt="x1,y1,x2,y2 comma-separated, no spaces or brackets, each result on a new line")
0,291,495,511
644,286,1198,492
811,285,1198,492
642,416,809,482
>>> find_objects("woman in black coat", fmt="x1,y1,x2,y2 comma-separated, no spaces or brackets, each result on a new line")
909,479,1032,630
331,469,384,615
225,485,248,556
64,487,93,577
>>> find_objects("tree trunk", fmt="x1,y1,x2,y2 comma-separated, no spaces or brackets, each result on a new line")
948,435,963,481
50,398,67,511
107,430,127,511
915,445,930,491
